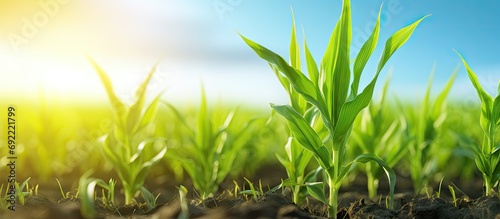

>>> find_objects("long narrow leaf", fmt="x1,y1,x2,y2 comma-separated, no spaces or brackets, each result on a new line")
350,5,381,100
377,15,430,73
88,57,126,116
333,15,429,145
304,35,319,87
272,104,332,169
290,8,300,70
432,66,458,119
240,35,330,124
332,0,352,124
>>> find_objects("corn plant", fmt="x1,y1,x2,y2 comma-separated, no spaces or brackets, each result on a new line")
273,12,321,205
398,67,457,194
432,101,478,181
90,59,167,205
351,76,407,199
164,88,257,199
457,53,500,195
0,178,34,210
241,0,428,217
79,172,118,218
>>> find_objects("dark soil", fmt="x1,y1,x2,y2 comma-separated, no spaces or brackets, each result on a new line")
3,191,500,219
1,165,496,218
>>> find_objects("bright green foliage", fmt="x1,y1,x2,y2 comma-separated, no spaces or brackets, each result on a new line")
399,67,457,194
79,172,117,218
165,88,258,199
351,76,407,199
0,178,37,211
437,100,481,182
241,0,428,217
140,186,161,211
90,58,167,205
273,11,319,205
457,53,500,195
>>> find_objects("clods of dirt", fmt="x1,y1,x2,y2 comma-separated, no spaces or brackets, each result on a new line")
4,192,500,218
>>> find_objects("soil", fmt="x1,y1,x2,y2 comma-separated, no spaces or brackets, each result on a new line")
2,166,498,219
3,191,500,219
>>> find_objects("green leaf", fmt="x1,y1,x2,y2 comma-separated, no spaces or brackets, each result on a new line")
304,167,322,183
138,92,164,130
272,104,322,151
332,15,429,146
290,8,300,70
457,52,493,108
354,154,396,209
306,182,328,205
129,138,167,164
127,64,158,134
492,95,500,128
162,101,195,138
304,36,319,87
240,34,330,127
350,5,381,100
377,15,430,73
281,178,298,187
88,57,126,117
196,85,211,149
276,153,292,174
272,104,332,169
322,0,352,123
432,66,458,118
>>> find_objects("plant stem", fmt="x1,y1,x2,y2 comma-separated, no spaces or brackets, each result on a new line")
367,162,378,199
484,174,492,196
328,176,338,219
124,189,133,205
293,185,300,204
329,148,341,218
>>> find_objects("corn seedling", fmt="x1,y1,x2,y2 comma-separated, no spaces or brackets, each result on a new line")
90,58,167,204
447,103,482,181
272,11,322,205
165,88,257,199
351,76,406,199
15,178,34,206
0,178,34,210
448,185,458,207
140,187,160,211
242,0,428,217
78,172,118,218
398,67,457,194
239,178,265,200
457,53,500,196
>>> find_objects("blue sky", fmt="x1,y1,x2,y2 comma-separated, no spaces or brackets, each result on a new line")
222,0,500,102
1,0,498,106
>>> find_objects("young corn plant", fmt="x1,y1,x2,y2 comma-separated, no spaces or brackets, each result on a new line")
351,76,407,199
165,88,256,199
398,67,457,194
274,12,322,205
90,59,167,205
241,0,428,217
457,53,500,195
79,172,118,218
